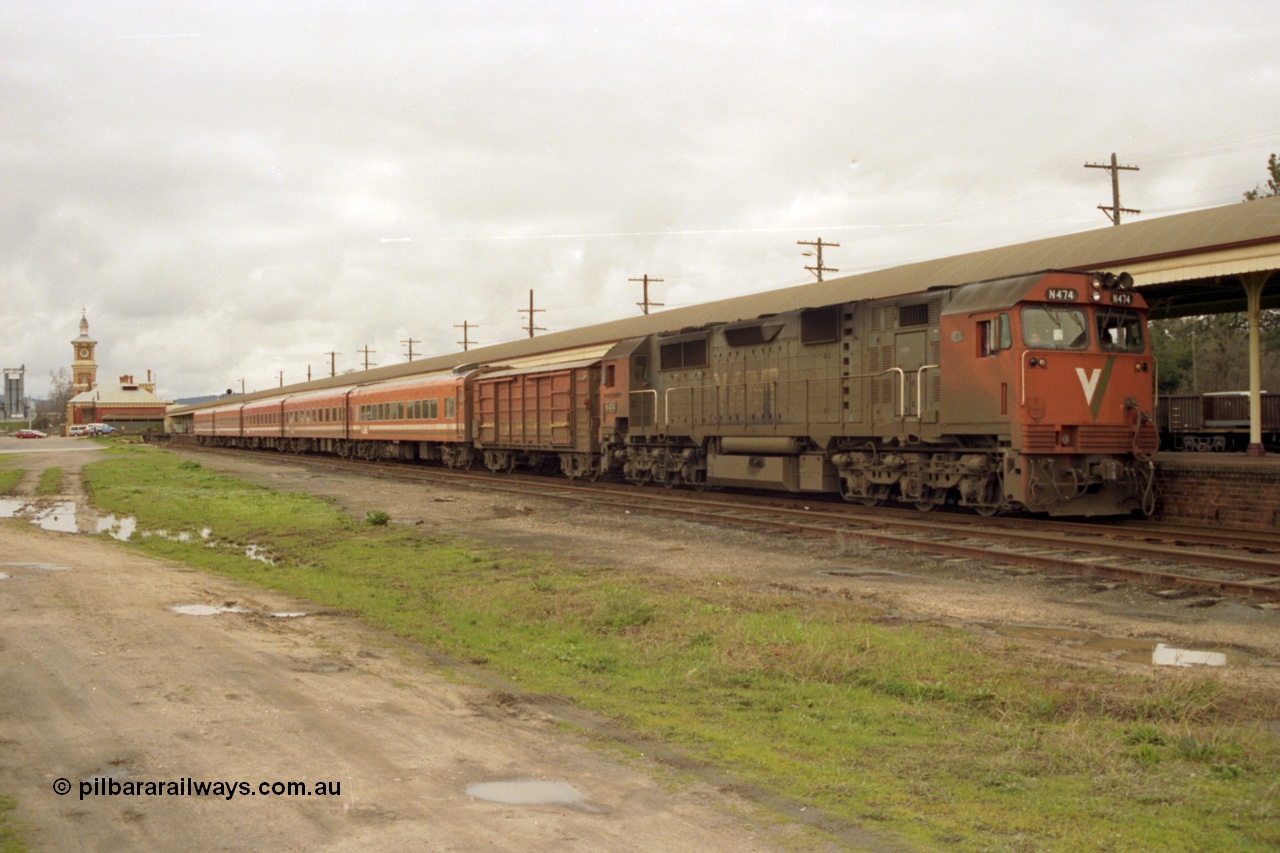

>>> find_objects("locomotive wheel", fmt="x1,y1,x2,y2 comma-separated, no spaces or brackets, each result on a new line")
840,478,887,506
912,486,946,512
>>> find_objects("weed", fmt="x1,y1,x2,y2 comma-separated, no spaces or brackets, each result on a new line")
364,510,390,526
35,467,63,496
1175,735,1217,762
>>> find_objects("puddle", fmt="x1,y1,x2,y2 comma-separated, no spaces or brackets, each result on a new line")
0,500,279,566
169,604,249,616
1,498,137,539
985,623,1256,667
1,561,70,573
270,612,308,618
465,780,600,812
244,545,275,565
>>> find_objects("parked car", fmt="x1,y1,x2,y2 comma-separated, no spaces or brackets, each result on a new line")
15,429,47,439
86,423,118,436
69,425,90,437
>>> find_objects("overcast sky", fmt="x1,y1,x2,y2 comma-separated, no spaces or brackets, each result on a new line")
4,1,1278,400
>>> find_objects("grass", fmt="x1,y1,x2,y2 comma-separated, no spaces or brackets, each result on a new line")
0,469,21,495
79,446,1280,851
0,795,30,853
34,467,62,496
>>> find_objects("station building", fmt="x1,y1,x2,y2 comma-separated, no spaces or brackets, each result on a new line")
65,312,170,433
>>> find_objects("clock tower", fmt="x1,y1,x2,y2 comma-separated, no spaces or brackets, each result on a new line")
71,310,98,393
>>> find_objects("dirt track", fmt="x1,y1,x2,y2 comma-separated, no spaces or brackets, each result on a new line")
0,441,825,852
2,439,1278,851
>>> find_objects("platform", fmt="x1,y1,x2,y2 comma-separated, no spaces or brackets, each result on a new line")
1154,451,1280,533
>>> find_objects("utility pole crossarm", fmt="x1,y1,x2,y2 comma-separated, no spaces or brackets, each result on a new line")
798,238,839,282
1085,152,1141,226
630,274,664,315
517,290,546,338
454,320,478,352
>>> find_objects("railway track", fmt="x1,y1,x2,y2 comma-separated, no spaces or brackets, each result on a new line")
181,445,1280,604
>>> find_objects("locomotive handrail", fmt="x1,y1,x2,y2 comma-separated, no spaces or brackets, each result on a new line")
630,388,659,428
841,367,907,418
1020,351,1029,406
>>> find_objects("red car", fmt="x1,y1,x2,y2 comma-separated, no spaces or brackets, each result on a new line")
14,429,47,439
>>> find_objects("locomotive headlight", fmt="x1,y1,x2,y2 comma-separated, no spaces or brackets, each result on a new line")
1091,291,1102,302
1038,358,1047,368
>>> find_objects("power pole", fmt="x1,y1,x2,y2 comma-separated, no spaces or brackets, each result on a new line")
798,238,839,281
325,351,340,378
630,274,664,315
518,289,545,338
454,321,478,352
277,371,283,387
401,338,420,362
1085,152,1140,226
358,345,376,371
307,364,312,382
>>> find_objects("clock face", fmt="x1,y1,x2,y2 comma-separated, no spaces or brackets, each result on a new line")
79,348,89,358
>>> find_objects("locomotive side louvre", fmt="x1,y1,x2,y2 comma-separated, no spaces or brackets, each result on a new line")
843,296,945,437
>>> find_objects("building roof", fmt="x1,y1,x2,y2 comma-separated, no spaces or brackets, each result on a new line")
171,196,1280,415
70,383,170,407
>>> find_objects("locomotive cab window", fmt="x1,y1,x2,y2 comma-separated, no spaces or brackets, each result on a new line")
978,314,1011,356
1095,308,1145,353
1021,306,1088,350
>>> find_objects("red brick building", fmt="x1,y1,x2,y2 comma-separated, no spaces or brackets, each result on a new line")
65,313,170,433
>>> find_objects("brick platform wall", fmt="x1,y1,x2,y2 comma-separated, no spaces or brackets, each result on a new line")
1154,456,1280,533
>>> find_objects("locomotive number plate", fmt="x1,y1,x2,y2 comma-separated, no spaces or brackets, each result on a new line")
1045,288,1078,301
1110,292,1134,305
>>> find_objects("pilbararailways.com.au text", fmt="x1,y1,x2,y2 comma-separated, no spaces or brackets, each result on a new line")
57,777,341,801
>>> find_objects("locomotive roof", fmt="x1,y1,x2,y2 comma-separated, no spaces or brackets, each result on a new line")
172,196,1280,414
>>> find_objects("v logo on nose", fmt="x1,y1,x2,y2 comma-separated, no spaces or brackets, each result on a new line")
1076,367,1101,405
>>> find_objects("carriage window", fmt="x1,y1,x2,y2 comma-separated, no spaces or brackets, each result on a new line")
1021,306,1088,350
1095,308,1145,353
444,397,455,419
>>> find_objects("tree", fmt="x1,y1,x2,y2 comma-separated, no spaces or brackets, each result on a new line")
35,368,77,431
1150,311,1280,394
1243,152,1280,201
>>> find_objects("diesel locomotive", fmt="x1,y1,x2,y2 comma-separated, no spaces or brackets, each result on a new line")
192,269,1158,516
